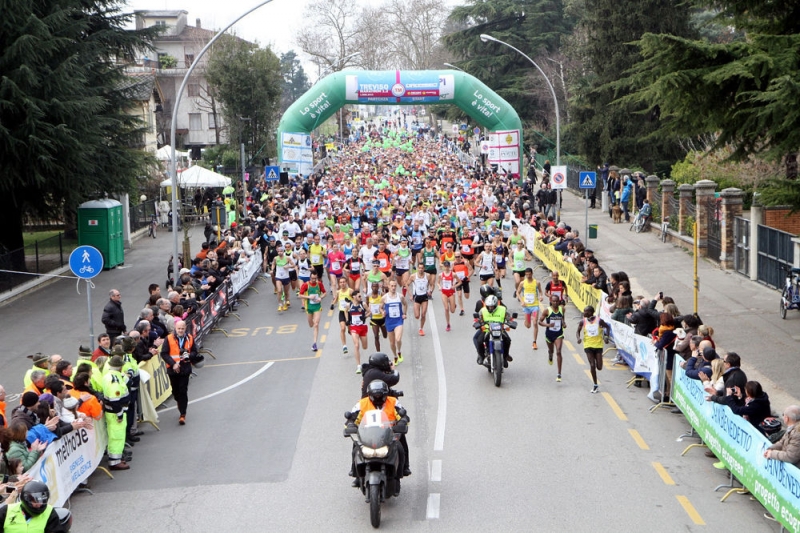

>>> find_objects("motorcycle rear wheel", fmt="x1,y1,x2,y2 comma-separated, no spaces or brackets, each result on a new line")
369,484,381,528
493,340,503,387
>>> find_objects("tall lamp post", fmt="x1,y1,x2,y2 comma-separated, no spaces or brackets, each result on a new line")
479,34,560,167
169,0,276,282
239,116,251,221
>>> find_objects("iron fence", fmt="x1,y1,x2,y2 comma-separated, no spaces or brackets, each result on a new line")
0,232,78,293
757,224,794,289
129,199,159,231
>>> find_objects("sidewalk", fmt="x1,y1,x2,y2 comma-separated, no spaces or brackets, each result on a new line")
557,189,800,408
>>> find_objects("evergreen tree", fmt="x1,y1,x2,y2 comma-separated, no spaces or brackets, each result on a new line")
0,0,158,266
280,51,311,113
568,0,695,173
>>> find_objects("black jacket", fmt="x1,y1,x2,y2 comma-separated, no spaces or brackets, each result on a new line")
730,392,771,430
101,299,126,336
627,303,660,336
712,367,749,407
360,366,400,398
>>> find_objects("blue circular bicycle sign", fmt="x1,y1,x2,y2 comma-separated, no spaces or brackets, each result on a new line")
69,245,104,279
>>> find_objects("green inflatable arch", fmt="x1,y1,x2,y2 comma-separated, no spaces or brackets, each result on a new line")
277,70,523,177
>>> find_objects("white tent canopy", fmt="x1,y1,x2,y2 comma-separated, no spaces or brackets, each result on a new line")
156,145,189,161
160,165,232,188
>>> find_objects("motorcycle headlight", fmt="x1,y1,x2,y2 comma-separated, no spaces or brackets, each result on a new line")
361,445,389,458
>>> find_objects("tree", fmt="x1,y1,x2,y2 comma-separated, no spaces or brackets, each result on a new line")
382,0,449,70
0,0,158,265
296,0,363,75
567,0,695,173
206,36,282,161
280,51,311,113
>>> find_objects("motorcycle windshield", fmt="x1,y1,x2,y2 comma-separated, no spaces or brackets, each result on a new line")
489,322,503,331
358,409,394,449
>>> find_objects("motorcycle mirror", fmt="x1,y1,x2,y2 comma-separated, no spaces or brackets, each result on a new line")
511,312,518,319
344,411,355,420
473,313,480,319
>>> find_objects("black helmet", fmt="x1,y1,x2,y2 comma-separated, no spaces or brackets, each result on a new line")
20,481,50,516
366,380,389,407
368,352,392,372
479,285,495,300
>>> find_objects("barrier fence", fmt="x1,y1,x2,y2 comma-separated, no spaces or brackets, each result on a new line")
523,223,800,532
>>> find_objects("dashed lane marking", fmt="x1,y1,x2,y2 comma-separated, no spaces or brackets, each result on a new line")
629,429,650,450
320,334,327,344
676,495,705,525
327,309,333,317
430,460,442,482
324,321,330,329
652,462,675,485
572,352,585,365
601,392,628,421
564,340,576,352
426,493,441,519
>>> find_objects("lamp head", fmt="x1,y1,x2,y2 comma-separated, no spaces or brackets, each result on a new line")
480,34,494,43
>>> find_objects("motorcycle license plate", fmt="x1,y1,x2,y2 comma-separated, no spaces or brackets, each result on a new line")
490,323,502,331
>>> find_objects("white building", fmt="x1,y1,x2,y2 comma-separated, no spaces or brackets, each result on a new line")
133,10,227,152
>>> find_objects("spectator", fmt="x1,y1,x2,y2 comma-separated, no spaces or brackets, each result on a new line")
2,421,46,471
698,324,715,348
22,371,46,397
10,393,40,429
685,345,716,380
22,354,50,389
133,321,159,362
156,298,176,334
764,405,800,467
653,313,678,401
54,360,73,389
700,358,725,394
627,298,659,336
728,381,771,431
610,294,634,323
101,289,126,338
707,352,747,406
92,333,112,362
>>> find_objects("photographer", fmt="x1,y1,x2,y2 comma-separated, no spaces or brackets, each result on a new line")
160,320,202,426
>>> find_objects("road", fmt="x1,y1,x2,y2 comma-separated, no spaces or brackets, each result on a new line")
0,222,781,531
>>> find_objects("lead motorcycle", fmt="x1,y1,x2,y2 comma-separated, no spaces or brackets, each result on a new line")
473,311,518,387
344,408,407,528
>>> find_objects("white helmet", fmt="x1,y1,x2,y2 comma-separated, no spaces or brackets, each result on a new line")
485,295,498,312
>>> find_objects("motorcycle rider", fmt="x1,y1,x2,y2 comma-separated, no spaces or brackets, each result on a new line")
346,380,410,492
0,480,65,532
359,353,410,477
475,294,513,367
472,284,497,361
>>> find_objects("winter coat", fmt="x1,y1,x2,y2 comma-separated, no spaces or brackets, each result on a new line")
730,392,771,430
101,299,126,336
768,425,800,467
5,440,42,472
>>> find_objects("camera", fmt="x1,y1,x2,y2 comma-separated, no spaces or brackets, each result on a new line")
388,389,404,398
180,352,191,362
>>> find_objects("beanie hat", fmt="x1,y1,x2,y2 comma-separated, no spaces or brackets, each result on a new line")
21,391,39,408
38,393,55,406
63,397,79,410
111,345,125,357
107,355,124,369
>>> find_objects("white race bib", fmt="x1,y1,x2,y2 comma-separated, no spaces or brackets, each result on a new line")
331,261,341,271
462,244,471,253
442,279,452,290
370,303,381,315
425,256,434,266
379,258,388,268
351,315,363,326
455,270,466,280
388,305,401,318
311,254,321,264
549,317,562,332
515,260,524,270
524,293,536,304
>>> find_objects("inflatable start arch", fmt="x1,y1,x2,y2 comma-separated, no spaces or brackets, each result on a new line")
277,70,523,177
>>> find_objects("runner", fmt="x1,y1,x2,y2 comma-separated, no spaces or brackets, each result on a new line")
517,268,543,350
364,259,387,297
381,279,407,365
326,242,346,293
477,244,495,288
452,251,472,316
411,264,430,336
545,270,569,306
296,249,312,311
346,245,362,292
421,239,439,289
437,261,457,332
493,236,508,289
393,238,412,293
367,282,387,352
510,239,531,290
347,290,369,374
298,272,326,351
272,245,296,312
576,305,611,393
309,234,326,279
539,295,566,381
332,277,352,355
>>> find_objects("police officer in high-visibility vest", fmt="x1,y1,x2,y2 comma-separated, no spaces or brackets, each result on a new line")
160,320,201,426
0,480,63,532
477,294,512,367
120,337,143,444
102,354,131,471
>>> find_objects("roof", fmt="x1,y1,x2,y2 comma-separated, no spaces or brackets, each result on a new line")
120,72,155,101
157,25,217,43
134,10,187,17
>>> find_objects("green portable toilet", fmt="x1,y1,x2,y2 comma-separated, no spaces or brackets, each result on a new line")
77,199,124,269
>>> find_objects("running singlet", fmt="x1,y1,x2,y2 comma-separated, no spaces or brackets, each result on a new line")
384,294,403,320
328,252,345,275
275,256,289,279
547,281,567,301
582,317,604,349
309,244,325,266
521,279,539,307
411,230,424,250
369,294,384,319
338,289,352,311
375,251,392,273
395,248,411,270
453,262,469,281
512,249,526,272
298,258,311,279
460,237,473,255
547,307,564,335
412,276,429,296
303,282,323,313
441,271,455,293
349,304,366,326
479,252,494,275
367,270,384,285
348,258,361,275
284,251,296,271
423,249,437,271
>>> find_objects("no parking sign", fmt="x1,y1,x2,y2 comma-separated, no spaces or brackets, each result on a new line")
550,166,568,190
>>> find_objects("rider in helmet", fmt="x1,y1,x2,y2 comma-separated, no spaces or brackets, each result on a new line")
345,380,410,488
0,480,63,531
475,294,513,367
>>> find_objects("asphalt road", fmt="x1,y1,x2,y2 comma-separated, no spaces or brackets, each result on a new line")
0,222,784,531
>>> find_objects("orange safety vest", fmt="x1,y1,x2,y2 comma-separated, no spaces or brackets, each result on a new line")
69,389,103,420
355,396,399,425
0,401,6,427
166,334,194,364
21,383,43,402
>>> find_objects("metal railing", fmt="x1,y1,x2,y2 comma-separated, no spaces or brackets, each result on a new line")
0,232,78,293
130,199,159,232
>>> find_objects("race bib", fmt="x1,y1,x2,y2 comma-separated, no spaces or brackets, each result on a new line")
549,317,561,332
462,244,471,253
585,320,600,337
351,262,361,273
379,258,388,268
442,279,452,290
276,266,287,278
331,261,341,271
311,254,321,264
388,305,401,318
339,299,349,311
455,271,466,280
524,293,536,304
370,303,381,315
515,260,524,270
351,315,363,326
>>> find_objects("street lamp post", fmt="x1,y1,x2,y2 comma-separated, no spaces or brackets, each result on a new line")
169,0,275,282
479,34,560,167
239,116,251,220
443,62,466,73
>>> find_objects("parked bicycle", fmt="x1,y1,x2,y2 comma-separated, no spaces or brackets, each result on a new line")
780,266,800,319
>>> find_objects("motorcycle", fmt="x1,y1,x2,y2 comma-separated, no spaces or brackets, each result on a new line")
53,507,73,532
344,408,406,528
473,312,518,387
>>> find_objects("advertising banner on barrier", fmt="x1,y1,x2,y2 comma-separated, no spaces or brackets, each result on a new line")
598,299,657,379
187,280,231,343
30,419,108,507
140,354,172,408
673,362,800,532
230,250,263,296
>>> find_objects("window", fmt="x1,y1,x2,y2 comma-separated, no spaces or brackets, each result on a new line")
189,113,202,131
155,20,166,27
184,54,195,67
188,84,200,97
208,113,217,129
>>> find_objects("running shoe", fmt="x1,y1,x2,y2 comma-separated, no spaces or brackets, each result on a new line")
446,324,451,332
419,328,425,336
343,346,348,354
533,341,538,350
356,365,361,374
556,374,562,382
396,352,404,364
312,343,318,351
459,310,464,316
548,353,553,365
591,385,599,394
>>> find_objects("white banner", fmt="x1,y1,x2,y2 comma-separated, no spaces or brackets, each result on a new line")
30,418,108,507
230,249,263,295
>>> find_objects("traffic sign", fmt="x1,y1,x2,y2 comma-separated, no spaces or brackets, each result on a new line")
473,127,481,136
579,171,597,189
69,245,103,279
265,166,280,181
551,166,567,190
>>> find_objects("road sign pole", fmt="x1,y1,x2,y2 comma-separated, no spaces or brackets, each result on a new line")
87,280,94,348
585,189,589,245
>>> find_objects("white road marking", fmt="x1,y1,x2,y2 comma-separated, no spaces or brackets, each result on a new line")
160,362,275,412
430,459,442,482
428,309,447,452
426,493,441,519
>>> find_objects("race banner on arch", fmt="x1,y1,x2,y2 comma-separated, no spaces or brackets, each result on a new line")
486,129,520,177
